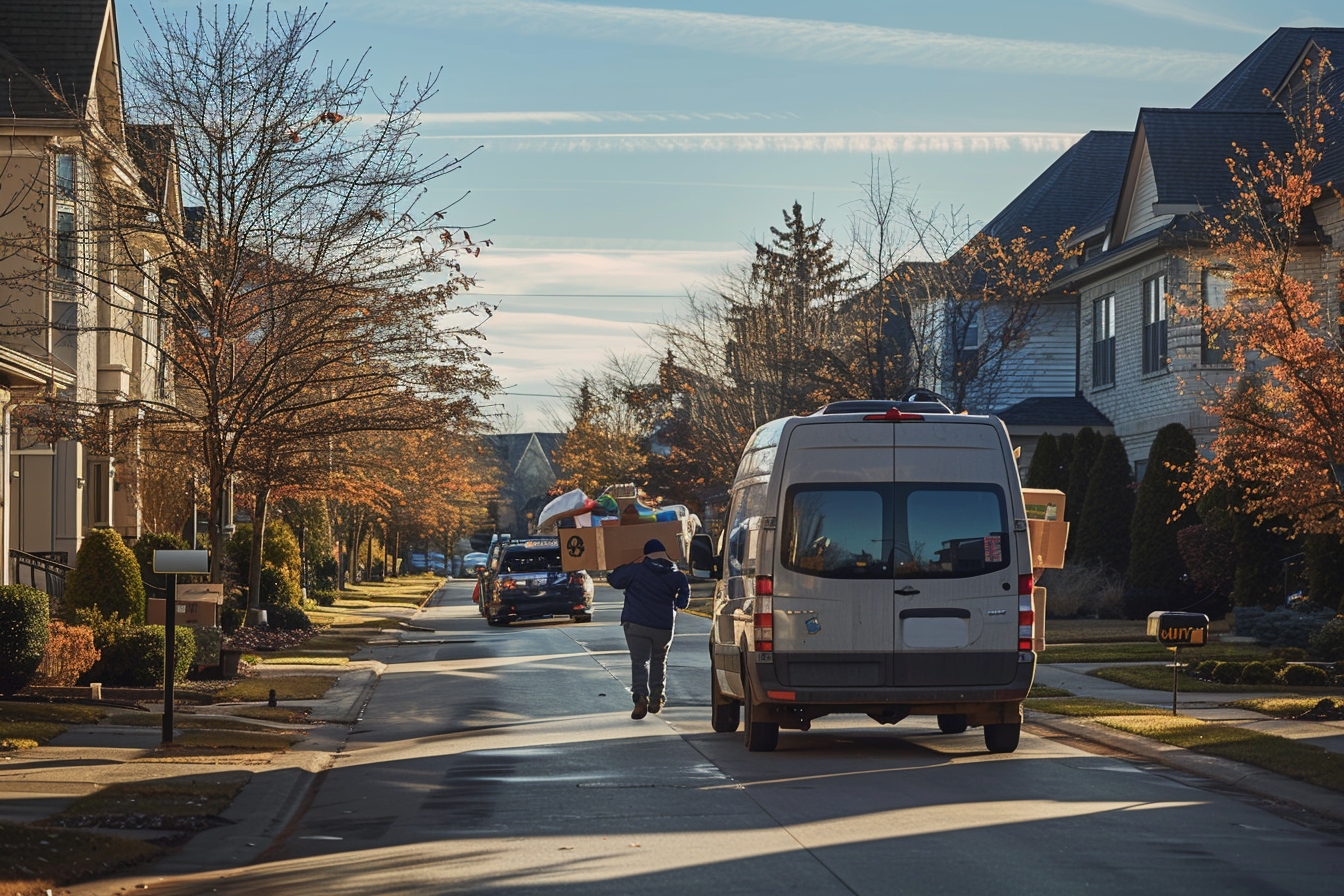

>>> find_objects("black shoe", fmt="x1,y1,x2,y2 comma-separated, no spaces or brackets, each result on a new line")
631,697,649,720
649,696,664,714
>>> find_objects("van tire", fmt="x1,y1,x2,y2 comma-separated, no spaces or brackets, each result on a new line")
742,671,779,752
710,671,741,733
984,722,1020,753
937,713,968,735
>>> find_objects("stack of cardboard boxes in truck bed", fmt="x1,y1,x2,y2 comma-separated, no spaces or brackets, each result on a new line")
1022,487,1068,652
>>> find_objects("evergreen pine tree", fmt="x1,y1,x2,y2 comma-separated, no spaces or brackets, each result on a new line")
1072,434,1135,580
1025,433,1061,489
1125,423,1198,617
1052,432,1075,493
1304,533,1344,611
1065,428,1103,526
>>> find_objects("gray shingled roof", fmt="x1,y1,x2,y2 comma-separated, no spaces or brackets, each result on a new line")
995,396,1112,429
981,131,1133,245
1194,28,1344,112
0,0,112,118
1140,109,1293,209
1317,68,1344,191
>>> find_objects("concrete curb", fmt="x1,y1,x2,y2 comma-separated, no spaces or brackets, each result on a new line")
1028,711,1344,824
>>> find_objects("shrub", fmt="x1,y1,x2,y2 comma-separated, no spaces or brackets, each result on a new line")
312,557,338,590
220,602,245,634
1191,659,1219,679
228,520,302,592
32,620,100,686
263,603,311,631
1064,427,1103,527
260,565,302,608
1025,433,1061,490
0,584,50,695
64,528,145,623
1236,605,1336,648
310,588,339,607
1308,617,1344,662
1211,662,1245,684
131,532,190,599
1037,561,1126,619
1279,664,1331,687
1126,423,1198,616
191,626,223,667
1238,661,1276,685
1304,533,1344,612
81,613,196,686
1073,435,1135,580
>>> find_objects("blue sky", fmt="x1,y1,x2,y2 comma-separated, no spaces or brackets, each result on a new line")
133,1,1342,428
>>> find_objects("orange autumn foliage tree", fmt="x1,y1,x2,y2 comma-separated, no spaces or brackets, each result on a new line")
1195,53,1344,535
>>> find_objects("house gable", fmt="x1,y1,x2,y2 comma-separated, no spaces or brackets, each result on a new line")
0,1,114,120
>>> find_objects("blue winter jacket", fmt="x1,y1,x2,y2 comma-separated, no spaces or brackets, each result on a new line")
609,556,690,630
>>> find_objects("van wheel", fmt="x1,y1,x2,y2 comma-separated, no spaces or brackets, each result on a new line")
710,670,741,733
742,672,779,752
984,722,1020,753
937,713,968,735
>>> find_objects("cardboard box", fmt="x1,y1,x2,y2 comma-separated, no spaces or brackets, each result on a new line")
1026,518,1069,571
1022,488,1066,522
560,519,686,572
1032,585,1048,652
146,583,224,626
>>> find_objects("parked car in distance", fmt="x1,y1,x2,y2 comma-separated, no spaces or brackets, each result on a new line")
462,552,488,577
482,536,593,626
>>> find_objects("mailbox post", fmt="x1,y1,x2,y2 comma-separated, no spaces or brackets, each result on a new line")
152,550,210,744
1147,611,1210,715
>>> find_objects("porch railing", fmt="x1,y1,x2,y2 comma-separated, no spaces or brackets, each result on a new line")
10,549,74,613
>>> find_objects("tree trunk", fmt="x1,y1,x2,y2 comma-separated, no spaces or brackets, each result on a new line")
248,484,271,620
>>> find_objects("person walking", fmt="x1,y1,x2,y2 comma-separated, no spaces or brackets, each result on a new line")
608,538,690,719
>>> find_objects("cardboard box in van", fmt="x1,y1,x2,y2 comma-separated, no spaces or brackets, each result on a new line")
559,519,685,572
1022,488,1068,570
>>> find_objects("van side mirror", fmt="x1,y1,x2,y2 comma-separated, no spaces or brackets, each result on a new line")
689,533,720,580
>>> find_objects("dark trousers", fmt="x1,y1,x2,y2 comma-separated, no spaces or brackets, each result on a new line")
623,621,673,700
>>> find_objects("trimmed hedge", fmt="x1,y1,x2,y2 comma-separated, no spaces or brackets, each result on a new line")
1279,664,1331,687
0,584,50,695
309,588,339,607
80,612,196,686
64,528,145,623
1238,661,1276,685
262,604,311,631
1309,617,1344,662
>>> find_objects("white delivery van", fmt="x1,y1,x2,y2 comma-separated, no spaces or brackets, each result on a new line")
691,398,1036,753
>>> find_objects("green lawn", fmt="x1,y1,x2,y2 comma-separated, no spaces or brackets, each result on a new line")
1228,697,1344,718
0,821,160,892
1090,664,1344,694
214,674,340,703
1039,641,1272,664
0,701,109,750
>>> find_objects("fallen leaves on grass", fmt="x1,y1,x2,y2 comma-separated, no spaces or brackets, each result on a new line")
224,627,315,652
0,820,160,892
0,721,66,750
214,674,339,703
48,776,250,832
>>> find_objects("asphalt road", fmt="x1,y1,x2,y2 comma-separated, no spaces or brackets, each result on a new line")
143,579,1344,895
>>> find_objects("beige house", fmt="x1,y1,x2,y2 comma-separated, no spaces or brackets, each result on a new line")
0,0,176,584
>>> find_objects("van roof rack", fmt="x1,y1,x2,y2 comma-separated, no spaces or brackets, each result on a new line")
813,398,953,416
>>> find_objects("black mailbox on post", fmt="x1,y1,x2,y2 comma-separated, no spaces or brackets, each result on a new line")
1146,611,1210,647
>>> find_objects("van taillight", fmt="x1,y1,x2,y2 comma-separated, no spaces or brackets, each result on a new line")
1019,573,1034,596
755,575,773,596
1019,595,1035,651
754,594,773,652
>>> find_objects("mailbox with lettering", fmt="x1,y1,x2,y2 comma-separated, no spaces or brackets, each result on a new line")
1146,611,1209,647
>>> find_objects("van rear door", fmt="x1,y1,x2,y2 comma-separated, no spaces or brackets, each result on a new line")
770,420,895,660
888,420,1020,684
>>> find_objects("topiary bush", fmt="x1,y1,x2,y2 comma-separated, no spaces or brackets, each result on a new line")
1238,661,1276,685
260,565,302,608
64,528,146,623
1189,659,1218,679
262,603,311,631
32,620,100,686
0,584,50,695
1279,663,1331,687
1212,662,1245,684
310,588,339,607
1308,617,1344,662
80,612,196,686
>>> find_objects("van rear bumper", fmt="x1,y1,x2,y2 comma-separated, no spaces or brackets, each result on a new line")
752,650,1034,706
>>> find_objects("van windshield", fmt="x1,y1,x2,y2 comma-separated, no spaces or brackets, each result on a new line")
781,483,1010,579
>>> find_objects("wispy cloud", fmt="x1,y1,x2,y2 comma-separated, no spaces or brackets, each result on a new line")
1091,0,1267,35
416,111,798,125
427,131,1085,154
354,0,1242,83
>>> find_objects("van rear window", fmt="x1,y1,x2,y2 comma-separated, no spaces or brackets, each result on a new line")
781,483,1010,579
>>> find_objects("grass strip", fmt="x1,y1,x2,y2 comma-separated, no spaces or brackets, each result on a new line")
230,706,313,723
0,701,107,725
1098,714,1344,793
0,721,65,750
214,674,339,703
263,632,367,660
1228,697,1343,718
54,775,249,826
257,655,350,666
104,712,300,733
159,729,303,751
0,820,160,890
1027,685,1073,698
1089,665,1245,692
1027,697,1167,717
1040,642,1272,664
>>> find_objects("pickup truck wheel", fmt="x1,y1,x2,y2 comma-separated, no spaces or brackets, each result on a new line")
742,669,779,752
937,713,968,734
710,669,741,733
984,722,1021,753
